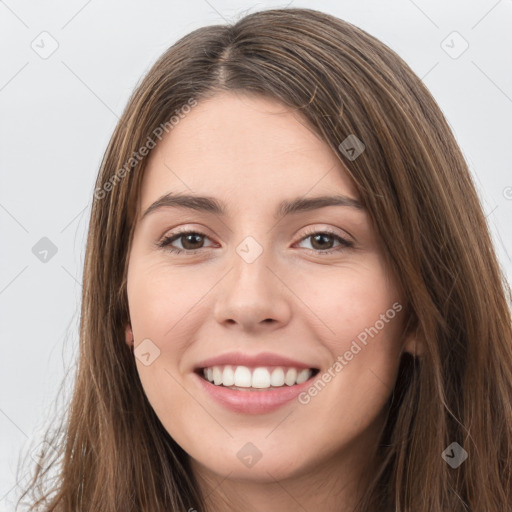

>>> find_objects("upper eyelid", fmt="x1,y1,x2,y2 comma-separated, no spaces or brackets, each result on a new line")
161,224,352,238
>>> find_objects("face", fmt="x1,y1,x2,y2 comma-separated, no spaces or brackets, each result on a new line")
124,91,417,488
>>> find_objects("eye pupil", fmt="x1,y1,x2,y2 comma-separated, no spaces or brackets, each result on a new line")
311,233,333,250
182,233,203,250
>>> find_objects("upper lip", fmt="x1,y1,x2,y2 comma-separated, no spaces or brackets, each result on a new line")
194,351,319,371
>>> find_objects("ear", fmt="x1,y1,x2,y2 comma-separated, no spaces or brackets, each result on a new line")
402,329,425,357
125,323,134,347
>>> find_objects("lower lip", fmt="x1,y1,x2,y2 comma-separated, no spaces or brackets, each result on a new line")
194,371,315,414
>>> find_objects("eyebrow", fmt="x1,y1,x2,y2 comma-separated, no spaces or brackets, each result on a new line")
141,192,364,221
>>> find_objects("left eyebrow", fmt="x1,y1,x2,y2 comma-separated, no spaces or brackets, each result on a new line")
140,192,365,221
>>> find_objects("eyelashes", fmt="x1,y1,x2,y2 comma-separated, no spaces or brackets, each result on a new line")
157,231,215,254
156,227,354,256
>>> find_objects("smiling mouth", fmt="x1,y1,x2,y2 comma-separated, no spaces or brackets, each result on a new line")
195,365,320,391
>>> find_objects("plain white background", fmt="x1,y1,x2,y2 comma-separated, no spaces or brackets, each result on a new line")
1,0,511,508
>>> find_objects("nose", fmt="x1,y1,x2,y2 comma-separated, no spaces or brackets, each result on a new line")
213,242,292,332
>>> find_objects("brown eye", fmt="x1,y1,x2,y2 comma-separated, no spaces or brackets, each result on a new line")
296,229,354,255
310,233,336,250
177,233,205,250
157,231,213,254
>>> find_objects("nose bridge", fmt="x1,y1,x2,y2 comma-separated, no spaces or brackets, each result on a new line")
229,233,276,302
213,233,291,329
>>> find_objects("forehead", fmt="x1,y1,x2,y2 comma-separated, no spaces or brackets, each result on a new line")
139,91,359,214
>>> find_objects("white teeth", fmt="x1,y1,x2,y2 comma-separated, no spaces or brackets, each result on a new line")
201,365,314,388
270,367,285,386
222,365,235,386
212,366,223,385
284,368,298,386
234,366,252,387
252,367,270,388
296,368,311,384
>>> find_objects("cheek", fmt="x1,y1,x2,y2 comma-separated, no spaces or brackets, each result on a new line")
126,262,194,415
127,261,199,431
297,256,402,348
294,257,404,409
127,259,208,341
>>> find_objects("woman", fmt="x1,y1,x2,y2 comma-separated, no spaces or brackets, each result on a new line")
16,7,512,512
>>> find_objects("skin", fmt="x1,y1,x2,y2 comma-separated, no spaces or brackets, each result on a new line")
124,91,422,512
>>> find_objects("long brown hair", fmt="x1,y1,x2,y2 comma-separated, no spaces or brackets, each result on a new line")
14,7,512,511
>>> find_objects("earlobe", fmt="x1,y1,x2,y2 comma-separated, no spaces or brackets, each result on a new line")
403,332,424,357
125,324,134,347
